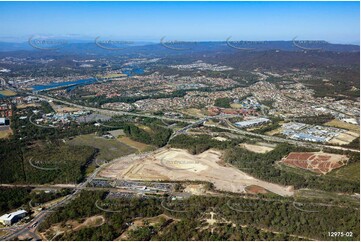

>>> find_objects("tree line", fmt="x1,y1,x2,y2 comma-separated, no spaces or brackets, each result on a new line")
169,134,359,193
38,191,359,241
224,144,360,193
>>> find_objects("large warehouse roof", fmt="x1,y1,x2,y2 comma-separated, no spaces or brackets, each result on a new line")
0,209,27,222
234,118,270,128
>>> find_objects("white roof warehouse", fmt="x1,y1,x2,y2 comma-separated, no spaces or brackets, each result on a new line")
0,210,27,226
234,118,270,128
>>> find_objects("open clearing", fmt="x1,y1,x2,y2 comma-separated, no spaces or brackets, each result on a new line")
99,148,294,196
136,124,153,133
16,103,38,109
183,184,208,195
329,131,359,145
0,230,8,237
67,134,136,161
213,136,228,142
245,185,269,194
118,136,153,152
239,143,274,153
108,129,125,138
265,126,282,136
230,103,243,109
0,89,16,96
181,108,206,118
56,106,80,113
204,120,218,127
41,215,105,240
0,127,12,139
280,152,348,174
325,119,360,133
99,73,127,79
49,102,80,113
73,215,105,231
117,214,175,240
265,121,284,136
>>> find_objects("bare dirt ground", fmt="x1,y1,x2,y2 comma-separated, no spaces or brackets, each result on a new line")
183,184,208,195
280,152,348,174
213,136,229,142
329,131,359,145
245,185,269,194
239,143,274,153
99,148,294,196
16,103,38,109
0,127,12,139
0,90,16,96
0,230,9,237
230,103,243,109
73,215,105,231
117,214,175,241
40,215,105,240
180,108,207,118
49,102,80,113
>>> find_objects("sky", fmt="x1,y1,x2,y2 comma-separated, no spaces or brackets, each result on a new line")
0,1,359,44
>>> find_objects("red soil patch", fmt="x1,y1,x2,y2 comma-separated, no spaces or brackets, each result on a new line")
280,152,348,175
245,185,269,194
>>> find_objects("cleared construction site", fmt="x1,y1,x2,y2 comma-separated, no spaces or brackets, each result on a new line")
99,148,294,196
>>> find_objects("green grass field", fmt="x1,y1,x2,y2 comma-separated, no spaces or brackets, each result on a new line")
67,133,137,161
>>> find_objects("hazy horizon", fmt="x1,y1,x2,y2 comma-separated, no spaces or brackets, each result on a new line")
0,1,359,45
0,36,359,46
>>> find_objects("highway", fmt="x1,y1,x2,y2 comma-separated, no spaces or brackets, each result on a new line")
218,118,360,152
0,159,110,241
35,93,359,153
0,147,166,241
35,94,197,124
2,92,357,240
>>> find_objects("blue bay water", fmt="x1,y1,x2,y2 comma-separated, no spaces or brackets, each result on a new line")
32,67,144,92
32,78,97,91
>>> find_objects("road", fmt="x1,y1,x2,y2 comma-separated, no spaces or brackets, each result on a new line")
28,113,57,129
218,118,360,152
34,94,359,153
35,94,197,123
0,160,108,241
0,148,165,241
167,117,210,143
2,92,357,240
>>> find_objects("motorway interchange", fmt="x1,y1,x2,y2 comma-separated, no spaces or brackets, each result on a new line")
35,94,359,153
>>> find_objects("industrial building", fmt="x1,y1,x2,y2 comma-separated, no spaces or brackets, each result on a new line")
234,117,270,128
281,122,343,143
0,210,27,226
0,117,10,125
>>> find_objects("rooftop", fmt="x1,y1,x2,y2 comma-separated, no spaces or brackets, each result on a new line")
0,209,27,221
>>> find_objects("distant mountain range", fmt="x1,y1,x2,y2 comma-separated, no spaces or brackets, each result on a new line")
0,40,359,53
